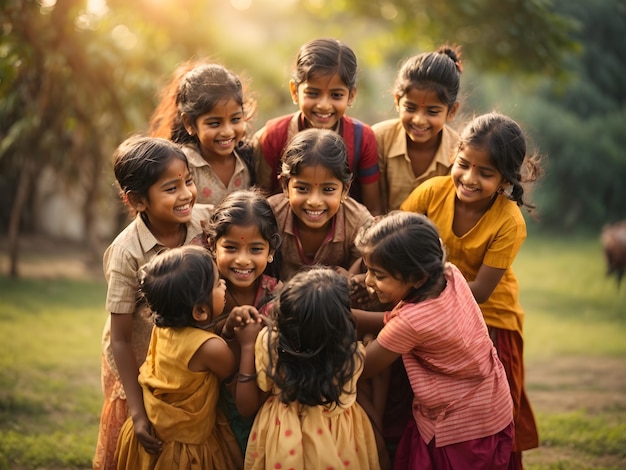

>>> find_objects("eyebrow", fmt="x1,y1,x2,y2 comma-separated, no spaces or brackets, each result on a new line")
159,172,190,188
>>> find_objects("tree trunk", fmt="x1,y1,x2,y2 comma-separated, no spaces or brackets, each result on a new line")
7,158,35,278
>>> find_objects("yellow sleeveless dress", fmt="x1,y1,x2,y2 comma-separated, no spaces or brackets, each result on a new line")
116,327,242,469
244,327,380,469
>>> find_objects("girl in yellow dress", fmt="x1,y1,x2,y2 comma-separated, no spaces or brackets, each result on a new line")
233,266,381,469
116,245,242,469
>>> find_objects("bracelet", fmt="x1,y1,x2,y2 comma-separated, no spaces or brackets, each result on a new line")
237,372,258,383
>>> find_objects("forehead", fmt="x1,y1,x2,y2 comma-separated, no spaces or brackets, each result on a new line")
401,88,445,106
157,157,189,180
291,164,341,184
199,98,242,118
457,146,495,167
219,224,266,243
299,73,349,91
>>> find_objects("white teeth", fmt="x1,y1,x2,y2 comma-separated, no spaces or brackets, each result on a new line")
315,113,332,118
305,210,324,217
218,138,234,145
176,204,190,211
233,268,253,275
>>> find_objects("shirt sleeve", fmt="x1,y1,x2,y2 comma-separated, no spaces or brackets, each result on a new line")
357,125,381,184
400,180,432,214
103,243,141,314
377,314,418,355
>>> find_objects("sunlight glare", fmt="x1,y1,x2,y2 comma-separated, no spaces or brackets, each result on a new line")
231,0,252,11
112,24,138,50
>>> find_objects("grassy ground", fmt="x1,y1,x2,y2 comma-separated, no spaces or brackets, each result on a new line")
0,234,625,469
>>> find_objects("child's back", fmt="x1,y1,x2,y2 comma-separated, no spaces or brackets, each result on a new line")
243,267,380,469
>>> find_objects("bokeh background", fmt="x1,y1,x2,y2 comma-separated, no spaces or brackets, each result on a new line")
1,0,625,275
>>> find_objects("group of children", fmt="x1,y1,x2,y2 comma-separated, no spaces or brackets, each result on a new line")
92,37,543,470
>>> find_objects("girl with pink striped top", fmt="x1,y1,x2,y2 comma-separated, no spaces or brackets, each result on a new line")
353,211,513,470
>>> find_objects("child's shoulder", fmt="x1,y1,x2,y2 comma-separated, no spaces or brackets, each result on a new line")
371,118,399,133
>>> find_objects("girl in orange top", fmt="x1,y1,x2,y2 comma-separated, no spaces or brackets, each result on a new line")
401,112,543,469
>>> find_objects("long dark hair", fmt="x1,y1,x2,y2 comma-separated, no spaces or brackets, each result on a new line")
266,267,362,407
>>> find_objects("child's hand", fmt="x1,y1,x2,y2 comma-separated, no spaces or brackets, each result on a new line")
222,305,262,340
235,318,263,347
350,273,390,311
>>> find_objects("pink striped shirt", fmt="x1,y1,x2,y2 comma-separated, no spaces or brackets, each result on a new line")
377,263,513,447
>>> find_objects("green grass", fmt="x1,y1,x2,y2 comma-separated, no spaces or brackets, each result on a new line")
0,235,625,469
0,277,106,469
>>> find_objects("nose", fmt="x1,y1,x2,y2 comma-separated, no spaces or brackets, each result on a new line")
307,189,323,207
364,270,375,288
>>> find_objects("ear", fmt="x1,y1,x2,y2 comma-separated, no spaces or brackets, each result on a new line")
394,93,401,111
341,182,351,201
289,80,299,105
267,248,275,264
182,113,196,136
446,102,460,122
280,176,290,196
126,191,147,213
192,304,211,323
347,87,357,107
410,276,427,291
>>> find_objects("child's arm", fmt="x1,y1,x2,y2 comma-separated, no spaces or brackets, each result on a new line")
351,308,386,337
234,320,267,417
361,181,382,216
361,338,401,379
468,264,506,304
110,313,162,454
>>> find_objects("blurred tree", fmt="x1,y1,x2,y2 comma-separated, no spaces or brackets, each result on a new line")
523,0,626,231
0,0,578,277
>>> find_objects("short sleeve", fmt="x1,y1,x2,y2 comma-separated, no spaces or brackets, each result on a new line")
376,314,418,355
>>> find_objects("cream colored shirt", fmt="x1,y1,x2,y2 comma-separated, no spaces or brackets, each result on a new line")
373,119,459,211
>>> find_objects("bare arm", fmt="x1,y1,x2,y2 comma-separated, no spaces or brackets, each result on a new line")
362,338,401,379
234,322,267,417
352,308,386,337
468,264,506,304
361,180,382,216
110,313,162,454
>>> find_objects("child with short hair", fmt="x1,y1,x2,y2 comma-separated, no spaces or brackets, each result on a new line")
115,245,241,469
268,127,373,281
373,45,463,212
253,37,382,215
401,112,543,467
93,136,213,469
353,211,514,469
150,61,256,205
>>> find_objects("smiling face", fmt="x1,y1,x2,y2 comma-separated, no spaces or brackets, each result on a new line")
363,253,417,306
210,276,227,318
290,73,355,130
140,157,197,232
396,87,458,148
214,224,273,291
451,145,505,210
185,97,245,163
285,164,347,231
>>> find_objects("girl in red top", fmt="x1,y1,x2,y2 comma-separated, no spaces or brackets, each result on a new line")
353,211,514,470
253,37,382,215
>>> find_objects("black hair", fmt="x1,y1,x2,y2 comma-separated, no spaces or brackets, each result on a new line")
266,266,362,407
292,38,358,89
279,128,353,189
394,44,463,109
208,188,282,279
113,135,188,205
355,211,447,303
138,245,219,328
457,112,543,210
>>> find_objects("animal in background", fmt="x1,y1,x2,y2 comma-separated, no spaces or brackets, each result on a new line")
600,220,626,288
